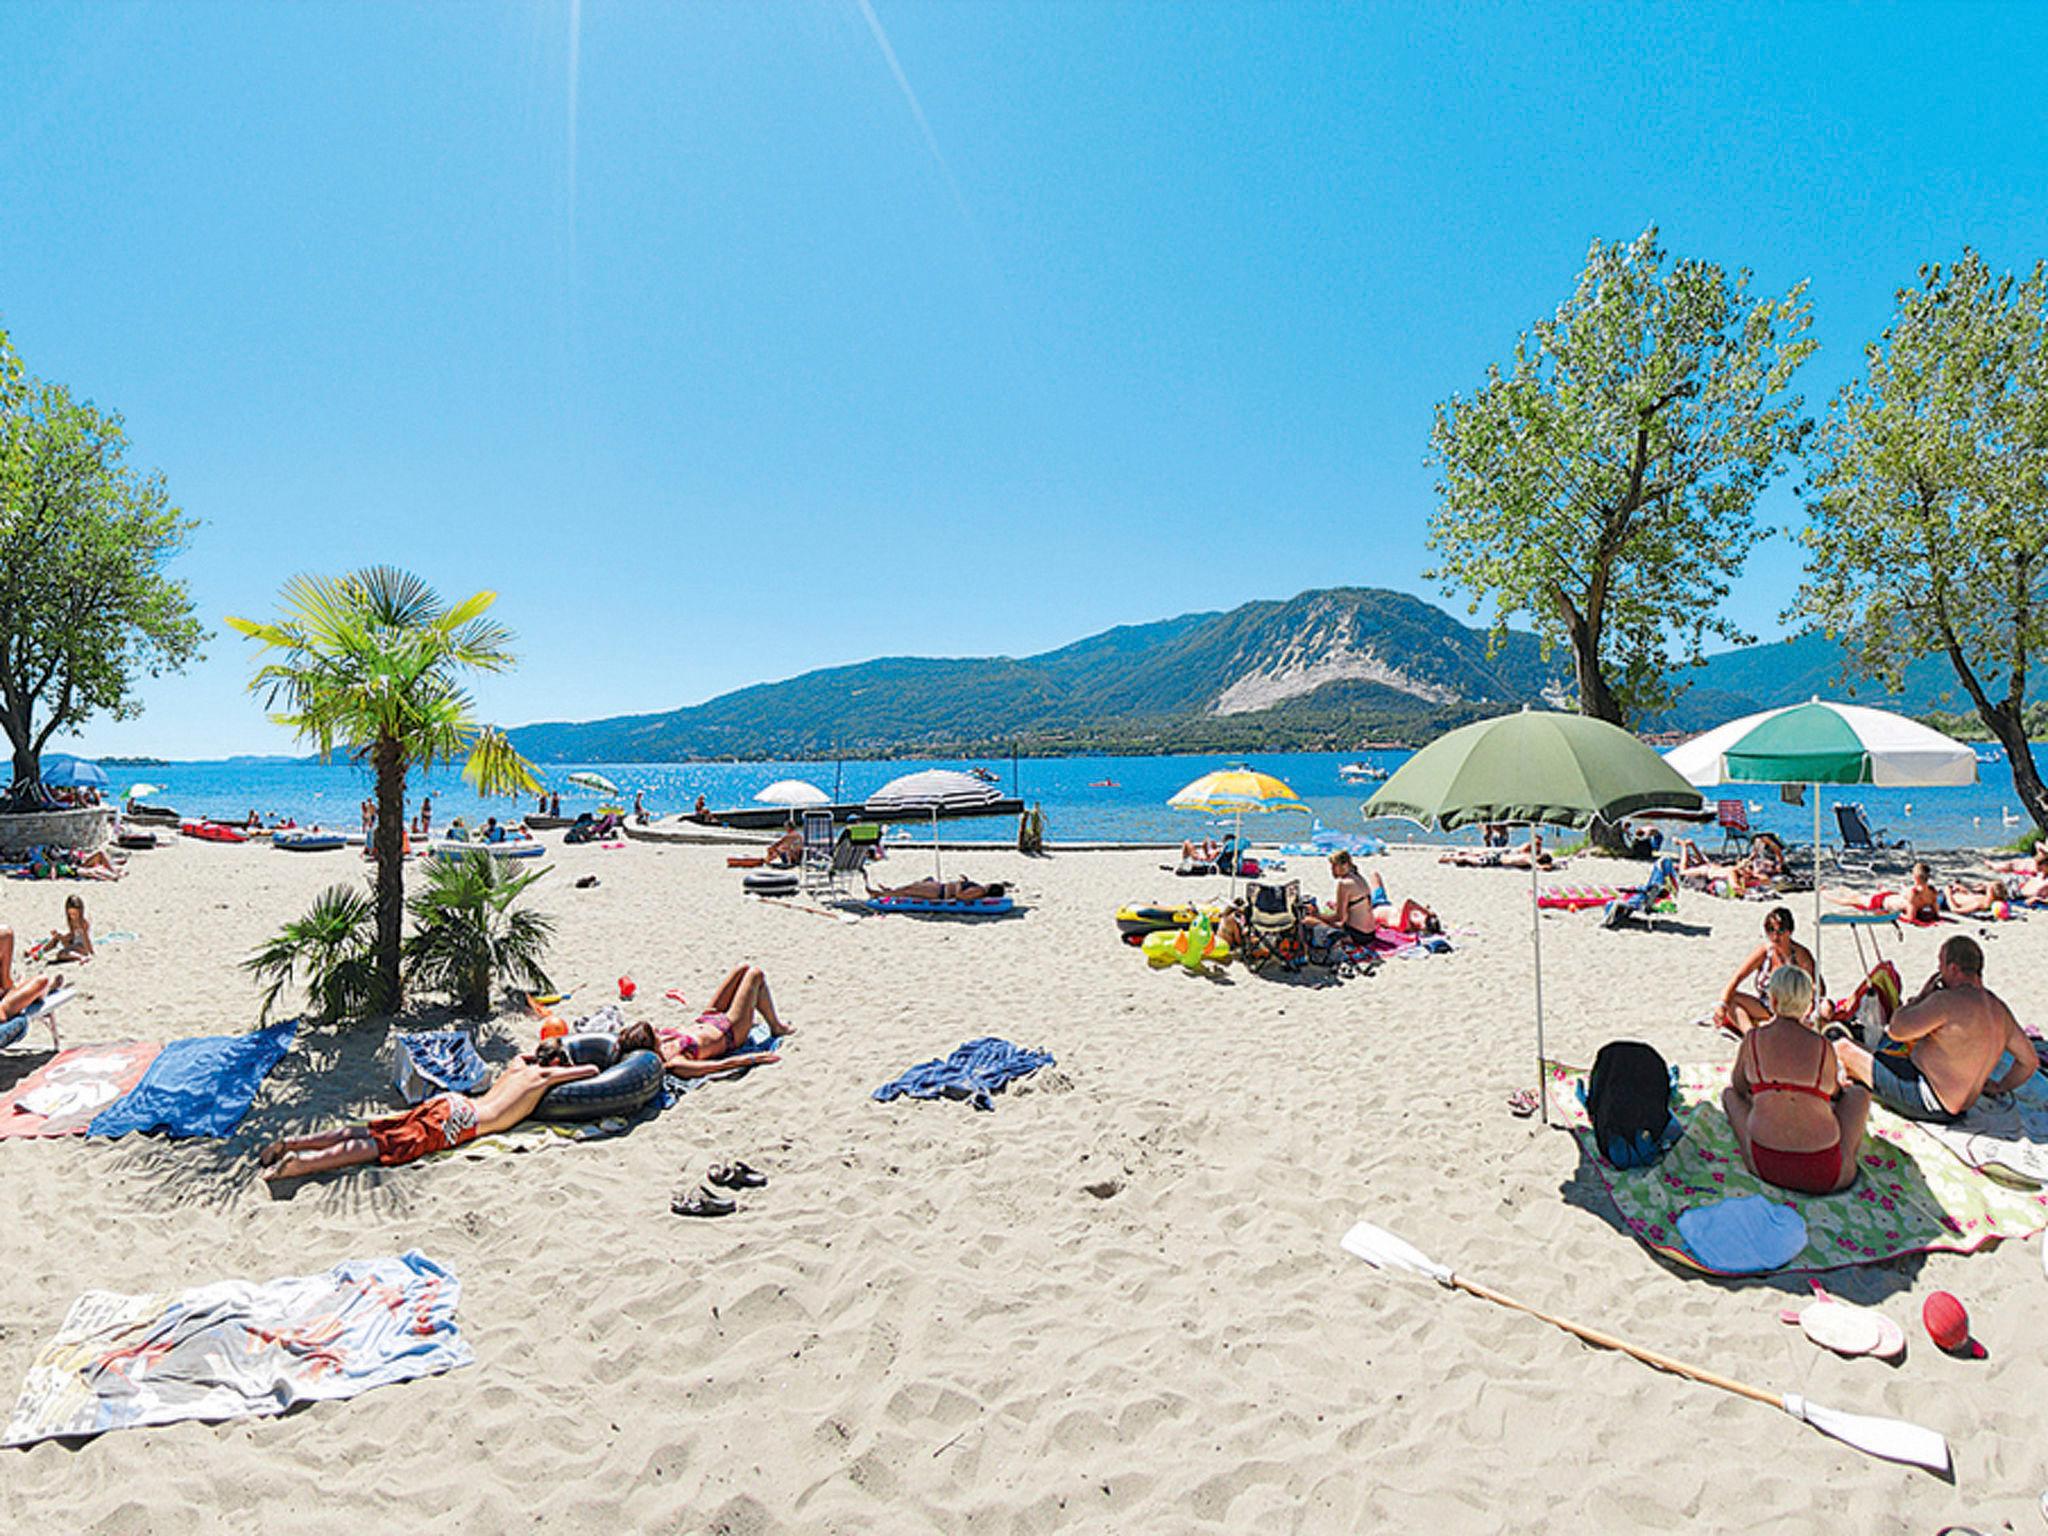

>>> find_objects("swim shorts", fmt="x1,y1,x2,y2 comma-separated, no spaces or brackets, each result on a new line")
1867,1050,1956,1123
367,1094,480,1165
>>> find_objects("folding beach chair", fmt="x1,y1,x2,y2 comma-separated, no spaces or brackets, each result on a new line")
800,810,836,895
1833,802,1913,871
1714,799,1753,859
1601,856,1680,930
825,821,884,897
1238,881,1307,973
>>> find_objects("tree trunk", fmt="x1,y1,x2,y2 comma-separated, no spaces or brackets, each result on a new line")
1981,704,2048,836
4,738,41,810
1555,593,1629,848
371,737,407,1014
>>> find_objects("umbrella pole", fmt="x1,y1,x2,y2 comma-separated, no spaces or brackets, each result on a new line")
1232,808,1243,902
933,806,943,881
1531,822,1549,1125
1813,785,1823,981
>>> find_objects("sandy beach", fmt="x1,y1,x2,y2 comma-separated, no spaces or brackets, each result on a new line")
3,832,2045,1533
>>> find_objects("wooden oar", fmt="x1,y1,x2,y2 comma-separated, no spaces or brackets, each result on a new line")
1340,1219,1950,1473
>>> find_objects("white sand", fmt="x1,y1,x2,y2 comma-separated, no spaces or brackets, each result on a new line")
3,836,2045,1531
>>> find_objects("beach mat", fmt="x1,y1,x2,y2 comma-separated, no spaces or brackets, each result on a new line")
1914,1075,2048,1188
0,1041,161,1139
4,1250,471,1446
1546,1060,2048,1274
87,1021,296,1139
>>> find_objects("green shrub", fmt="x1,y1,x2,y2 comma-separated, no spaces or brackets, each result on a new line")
405,851,555,1018
244,884,380,1024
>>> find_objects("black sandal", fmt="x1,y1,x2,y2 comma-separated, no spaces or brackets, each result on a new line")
671,1186,736,1218
708,1160,769,1190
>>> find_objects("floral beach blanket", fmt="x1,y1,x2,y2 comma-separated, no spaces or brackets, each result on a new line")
1546,1060,2048,1275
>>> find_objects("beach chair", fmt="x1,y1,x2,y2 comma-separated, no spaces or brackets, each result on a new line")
800,810,836,894
1833,802,1912,870
1714,799,1753,859
1238,881,1307,973
826,821,884,896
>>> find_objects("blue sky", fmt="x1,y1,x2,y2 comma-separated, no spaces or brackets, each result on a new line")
3,1,2043,758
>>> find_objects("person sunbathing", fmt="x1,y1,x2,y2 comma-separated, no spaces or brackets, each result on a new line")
1989,840,2048,877
0,926,55,1019
1675,837,1743,889
1440,832,1551,870
1356,860,1441,935
1831,861,1940,922
1832,935,2037,1123
869,876,1007,902
626,964,792,1074
1723,965,1867,1195
1946,878,2013,917
1745,831,1789,881
1302,851,1377,939
1715,906,1822,1033
259,1056,599,1182
1181,838,1220,864
764,826,804,868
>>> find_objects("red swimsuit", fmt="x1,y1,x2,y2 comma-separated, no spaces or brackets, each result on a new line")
1742,1035,1845,1195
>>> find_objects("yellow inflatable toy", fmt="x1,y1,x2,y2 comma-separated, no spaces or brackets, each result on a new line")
1141,912,1230,970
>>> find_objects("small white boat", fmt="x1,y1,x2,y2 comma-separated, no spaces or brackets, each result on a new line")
1338,762,1389,783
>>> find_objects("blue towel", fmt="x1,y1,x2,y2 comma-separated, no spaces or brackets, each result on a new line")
89,1021,297,1139
872,1036,1054,1112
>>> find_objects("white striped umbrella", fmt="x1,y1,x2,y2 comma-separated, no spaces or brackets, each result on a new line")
563,770,620,797
864,770,1002,878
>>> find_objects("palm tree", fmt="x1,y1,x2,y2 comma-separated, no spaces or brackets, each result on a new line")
406,849,556,1017
228,568,539,1012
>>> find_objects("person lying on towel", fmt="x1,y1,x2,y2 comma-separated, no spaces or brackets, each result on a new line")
259,1056,599,1182
611,964,792,1076
0,926,54,1019
1715,906,1823,1034
1947,877,2014,917
1829,862,1941,923
868,876,1007,903
1723,965,1867,1195
1831,935,2037,1125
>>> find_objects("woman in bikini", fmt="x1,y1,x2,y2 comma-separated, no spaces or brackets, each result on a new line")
867,877,1007,902
1301,851,1378,939
1715,906,1823,1034
1363,863,1441,935
1722,965,1868,1194
635,965,793,1074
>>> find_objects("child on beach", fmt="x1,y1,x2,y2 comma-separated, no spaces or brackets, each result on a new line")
45,895,92,962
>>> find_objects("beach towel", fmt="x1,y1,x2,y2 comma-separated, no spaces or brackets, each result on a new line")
391,1030,490,1105
88,1021,297,1139
1547,1059,2048,1274
0,1041,162,1139
1674,1196,1809,1273
3,1250,472,1446
1914,1072,2048,1187
873,1036,1053,1111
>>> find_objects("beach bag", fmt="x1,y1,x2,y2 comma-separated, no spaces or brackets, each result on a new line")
1585,1040,1677,1169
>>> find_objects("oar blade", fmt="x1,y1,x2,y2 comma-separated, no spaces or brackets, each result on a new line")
1783,1393,1951,1473
1341,1221,1453,1284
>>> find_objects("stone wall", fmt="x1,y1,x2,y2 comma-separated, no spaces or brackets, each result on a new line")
0,806,115,856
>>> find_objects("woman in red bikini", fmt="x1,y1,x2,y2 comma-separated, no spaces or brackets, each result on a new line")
1722,965,1868,1195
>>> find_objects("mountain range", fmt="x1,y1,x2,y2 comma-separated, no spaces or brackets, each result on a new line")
506,587,2024,762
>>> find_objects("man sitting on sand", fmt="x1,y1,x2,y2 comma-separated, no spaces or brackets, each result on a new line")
0,926,55,1019
1831,861,1941,923
259,1056,600,1182
1832,936,2037,1124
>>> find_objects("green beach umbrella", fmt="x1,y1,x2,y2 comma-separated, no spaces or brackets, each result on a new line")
1364,709,1705,1122
1664,700,1976,971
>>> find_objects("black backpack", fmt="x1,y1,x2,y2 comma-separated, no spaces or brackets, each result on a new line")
1585,1041,1676,1169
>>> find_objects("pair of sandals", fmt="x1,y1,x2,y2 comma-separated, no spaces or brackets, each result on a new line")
672,1160,768,1218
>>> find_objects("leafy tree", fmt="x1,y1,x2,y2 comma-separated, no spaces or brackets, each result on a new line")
0,329,203,802
1795,253,2048,833
406,850,556,1018
229,569,540,1013
1426,228,1816,726
245,884,380,1025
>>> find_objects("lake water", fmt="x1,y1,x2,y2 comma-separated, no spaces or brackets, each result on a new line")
94,748,2042,850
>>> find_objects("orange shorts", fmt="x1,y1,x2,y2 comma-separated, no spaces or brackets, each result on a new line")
366,1095,479,1165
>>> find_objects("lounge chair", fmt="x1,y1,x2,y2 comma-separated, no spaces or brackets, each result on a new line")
0,985,76,1053
1601,857,1680,930
820,822,883,896
799,810,836,894
1714,798,1754,860
1833,803,1912,871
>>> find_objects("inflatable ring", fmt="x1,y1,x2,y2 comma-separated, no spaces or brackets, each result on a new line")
743,870,800,895
531,1040,663,1123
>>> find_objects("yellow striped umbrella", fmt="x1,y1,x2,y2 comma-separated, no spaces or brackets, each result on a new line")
1168,768,1306,895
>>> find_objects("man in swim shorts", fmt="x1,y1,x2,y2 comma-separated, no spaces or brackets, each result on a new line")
259,1056,599,1182
1833,935,2036,1123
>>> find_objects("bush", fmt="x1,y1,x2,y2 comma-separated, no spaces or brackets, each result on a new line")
244,884,380,1024
405,851,555,1018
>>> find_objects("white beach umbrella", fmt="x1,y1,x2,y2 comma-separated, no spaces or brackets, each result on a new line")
755,779,831,808
1664,700,1976,969
563,770,620,797
123,782,162,803
864,769,1002,878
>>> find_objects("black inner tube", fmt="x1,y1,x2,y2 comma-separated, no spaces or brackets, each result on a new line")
531,1037,663,1122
